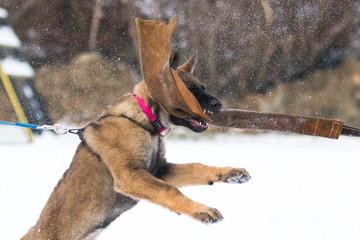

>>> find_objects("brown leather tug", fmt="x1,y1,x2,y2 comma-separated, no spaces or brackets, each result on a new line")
211,109,360,139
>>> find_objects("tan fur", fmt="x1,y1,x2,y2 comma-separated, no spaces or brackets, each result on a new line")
22,61,250,240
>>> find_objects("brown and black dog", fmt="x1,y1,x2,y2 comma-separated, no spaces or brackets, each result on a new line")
22,54,250,240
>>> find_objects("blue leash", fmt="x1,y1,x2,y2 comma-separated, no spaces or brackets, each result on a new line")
0,120,81,136
0,121,39,129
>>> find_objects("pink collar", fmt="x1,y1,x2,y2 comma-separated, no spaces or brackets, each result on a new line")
135,94,167,134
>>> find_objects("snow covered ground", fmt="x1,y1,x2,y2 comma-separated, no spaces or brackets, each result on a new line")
1,131,359,240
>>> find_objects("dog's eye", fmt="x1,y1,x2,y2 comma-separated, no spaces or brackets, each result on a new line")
189,85,198,91
189,85,205,91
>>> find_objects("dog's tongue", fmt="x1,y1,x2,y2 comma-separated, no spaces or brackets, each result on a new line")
135,15,210,121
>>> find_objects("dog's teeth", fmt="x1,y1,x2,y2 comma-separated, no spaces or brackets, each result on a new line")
203,109,214,115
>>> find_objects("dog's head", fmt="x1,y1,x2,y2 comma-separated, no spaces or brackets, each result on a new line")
168,53,222,133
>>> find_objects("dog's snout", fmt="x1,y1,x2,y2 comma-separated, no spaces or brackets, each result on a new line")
211,99,222,109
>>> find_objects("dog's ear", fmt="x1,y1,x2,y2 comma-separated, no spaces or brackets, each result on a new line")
177,54,196,74
136,15,210,121
170,51,180,69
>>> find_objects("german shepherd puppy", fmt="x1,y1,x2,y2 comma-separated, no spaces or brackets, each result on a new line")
22,54,250,240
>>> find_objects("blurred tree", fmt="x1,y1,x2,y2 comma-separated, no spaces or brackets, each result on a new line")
88,0,105,51
170,0,360,100
0,0,141,68
1,0,359,100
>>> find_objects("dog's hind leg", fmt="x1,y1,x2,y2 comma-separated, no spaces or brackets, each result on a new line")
158,163,251,188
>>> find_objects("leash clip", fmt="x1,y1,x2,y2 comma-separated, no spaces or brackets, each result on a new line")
37,124,68,135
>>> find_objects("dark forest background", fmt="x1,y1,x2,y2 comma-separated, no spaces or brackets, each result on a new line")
1,0,360,126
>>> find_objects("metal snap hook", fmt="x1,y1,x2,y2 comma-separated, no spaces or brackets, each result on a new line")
159,127,172,137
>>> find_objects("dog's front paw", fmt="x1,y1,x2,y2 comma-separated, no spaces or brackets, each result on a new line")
220,168,251,184
192,206,223,224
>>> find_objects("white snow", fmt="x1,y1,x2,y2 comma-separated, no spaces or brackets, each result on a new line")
1,57,34,77
0,25,21,48
1,132,359,240
0,8,8,19
0,125,29,144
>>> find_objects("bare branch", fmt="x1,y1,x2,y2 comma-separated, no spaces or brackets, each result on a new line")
88,0,105,51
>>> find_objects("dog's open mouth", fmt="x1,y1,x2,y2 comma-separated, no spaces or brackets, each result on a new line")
184,108,214,131
186,116,208,129
170,107,219,133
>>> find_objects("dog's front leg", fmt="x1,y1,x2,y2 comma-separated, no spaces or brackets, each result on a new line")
84,125,223,223
112,168,223,223
159,163,251,188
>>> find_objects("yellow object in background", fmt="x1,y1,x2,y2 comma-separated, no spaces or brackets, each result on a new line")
0,58,33,142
